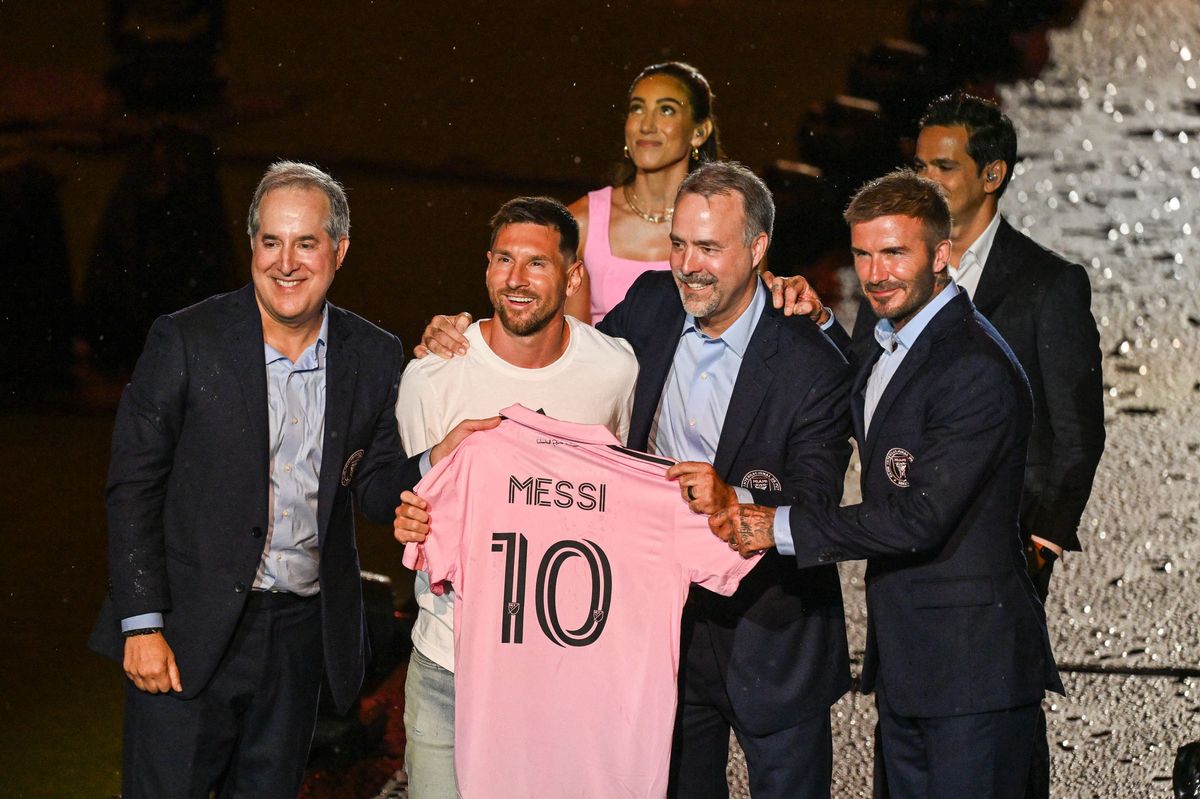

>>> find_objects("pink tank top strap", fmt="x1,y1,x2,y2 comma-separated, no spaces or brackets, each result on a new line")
583,186,614,264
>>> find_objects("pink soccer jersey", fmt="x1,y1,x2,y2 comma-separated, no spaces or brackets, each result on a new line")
403,404,760,798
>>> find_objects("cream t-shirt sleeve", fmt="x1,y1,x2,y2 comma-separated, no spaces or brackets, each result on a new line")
396,364,444,455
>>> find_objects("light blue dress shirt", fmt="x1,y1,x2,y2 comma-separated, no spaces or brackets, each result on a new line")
254,311,328,595
649,284,769,504
774,283,961,555
121,312,329,632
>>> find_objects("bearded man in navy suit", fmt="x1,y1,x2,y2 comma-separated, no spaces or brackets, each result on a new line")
714,170,1062,799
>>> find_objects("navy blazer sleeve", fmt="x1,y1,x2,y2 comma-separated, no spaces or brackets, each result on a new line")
1025,262,1105,545
353,335,422,524
787,352,1025,565
105,315,188,620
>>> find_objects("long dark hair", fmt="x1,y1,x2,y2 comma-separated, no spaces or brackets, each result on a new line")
614,61,724,186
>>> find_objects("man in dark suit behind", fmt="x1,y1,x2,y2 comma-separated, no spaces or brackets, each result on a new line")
90,161,489,799
715,170,1063,798
849,94,1105,797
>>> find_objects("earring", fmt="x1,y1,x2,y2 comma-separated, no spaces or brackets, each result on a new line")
624,145,631,160
987,172,997,181
691,146,700,161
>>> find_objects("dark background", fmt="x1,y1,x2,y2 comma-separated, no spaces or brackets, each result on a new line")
0,2,914,795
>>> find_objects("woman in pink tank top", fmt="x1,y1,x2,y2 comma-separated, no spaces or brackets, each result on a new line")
565,62,724,325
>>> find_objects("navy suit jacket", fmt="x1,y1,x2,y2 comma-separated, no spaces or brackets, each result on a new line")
792,290,1063,718
851,218,1105,550
599,270,854,734
89,284,422,712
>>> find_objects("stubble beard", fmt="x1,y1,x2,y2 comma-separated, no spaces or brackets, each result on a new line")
493,292,561,337
675,271,721,320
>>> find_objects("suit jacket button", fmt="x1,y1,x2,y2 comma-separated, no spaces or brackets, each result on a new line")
250,526,263,538
234,582,246,593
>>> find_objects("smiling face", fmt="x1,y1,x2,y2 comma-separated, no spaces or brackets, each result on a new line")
486,222,581,336
669,191,767,335
624,74,710,174
250,186,348,334
851,213,950,331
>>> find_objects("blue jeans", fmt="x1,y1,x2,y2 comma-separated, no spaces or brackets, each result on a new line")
404,647,457,799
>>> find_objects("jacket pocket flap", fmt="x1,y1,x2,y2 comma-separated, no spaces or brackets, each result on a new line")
910,576,994,609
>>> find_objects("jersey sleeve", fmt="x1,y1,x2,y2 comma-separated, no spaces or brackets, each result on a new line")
401,438,473,588
672,499,761,596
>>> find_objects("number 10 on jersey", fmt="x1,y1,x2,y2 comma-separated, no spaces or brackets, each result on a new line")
491,532,613,648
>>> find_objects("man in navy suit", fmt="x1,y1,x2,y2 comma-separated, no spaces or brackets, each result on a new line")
714,170,1063,799
90,161,490,799
851,96,1104,797
409,161,854,798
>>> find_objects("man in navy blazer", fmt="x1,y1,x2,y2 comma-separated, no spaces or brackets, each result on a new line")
852,96,1104,797
90,162,488,799
596,162,854,799
714,170,1063,798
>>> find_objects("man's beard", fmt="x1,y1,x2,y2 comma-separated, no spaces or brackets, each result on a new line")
674,270,721,319
492,291,560,336
864,272,934,328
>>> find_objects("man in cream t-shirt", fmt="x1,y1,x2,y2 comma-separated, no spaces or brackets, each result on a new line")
395,196,637,799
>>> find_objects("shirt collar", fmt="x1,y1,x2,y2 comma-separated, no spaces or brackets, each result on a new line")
264,306,329,367
680,281,766,358
958,210,1002,273
873,281,960,354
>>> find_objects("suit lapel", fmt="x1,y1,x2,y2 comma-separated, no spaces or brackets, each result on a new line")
627,301,686,449
317,304,358,543
861,293,971,465
224,285,270,492
712,310,778,478
971,216,1015,316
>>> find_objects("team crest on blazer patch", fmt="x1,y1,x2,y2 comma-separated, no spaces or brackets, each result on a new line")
884,448,914,488
341,449,365,486
740,470,782,492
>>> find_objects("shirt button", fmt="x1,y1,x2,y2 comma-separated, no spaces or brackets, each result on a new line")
689,418,697,427
700,372,708,380
276,553,282,561
284,464,292,472
282,509,290,518
234,582,246,593
291,416,298,425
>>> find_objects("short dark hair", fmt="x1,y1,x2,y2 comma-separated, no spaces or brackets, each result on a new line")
488,196,580,262
615,61,725,185
248,161,349,240
920,92,1018,197
844,170,951,253
677,161,774,245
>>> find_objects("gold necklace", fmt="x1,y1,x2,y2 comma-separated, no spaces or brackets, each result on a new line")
623,185,673,224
